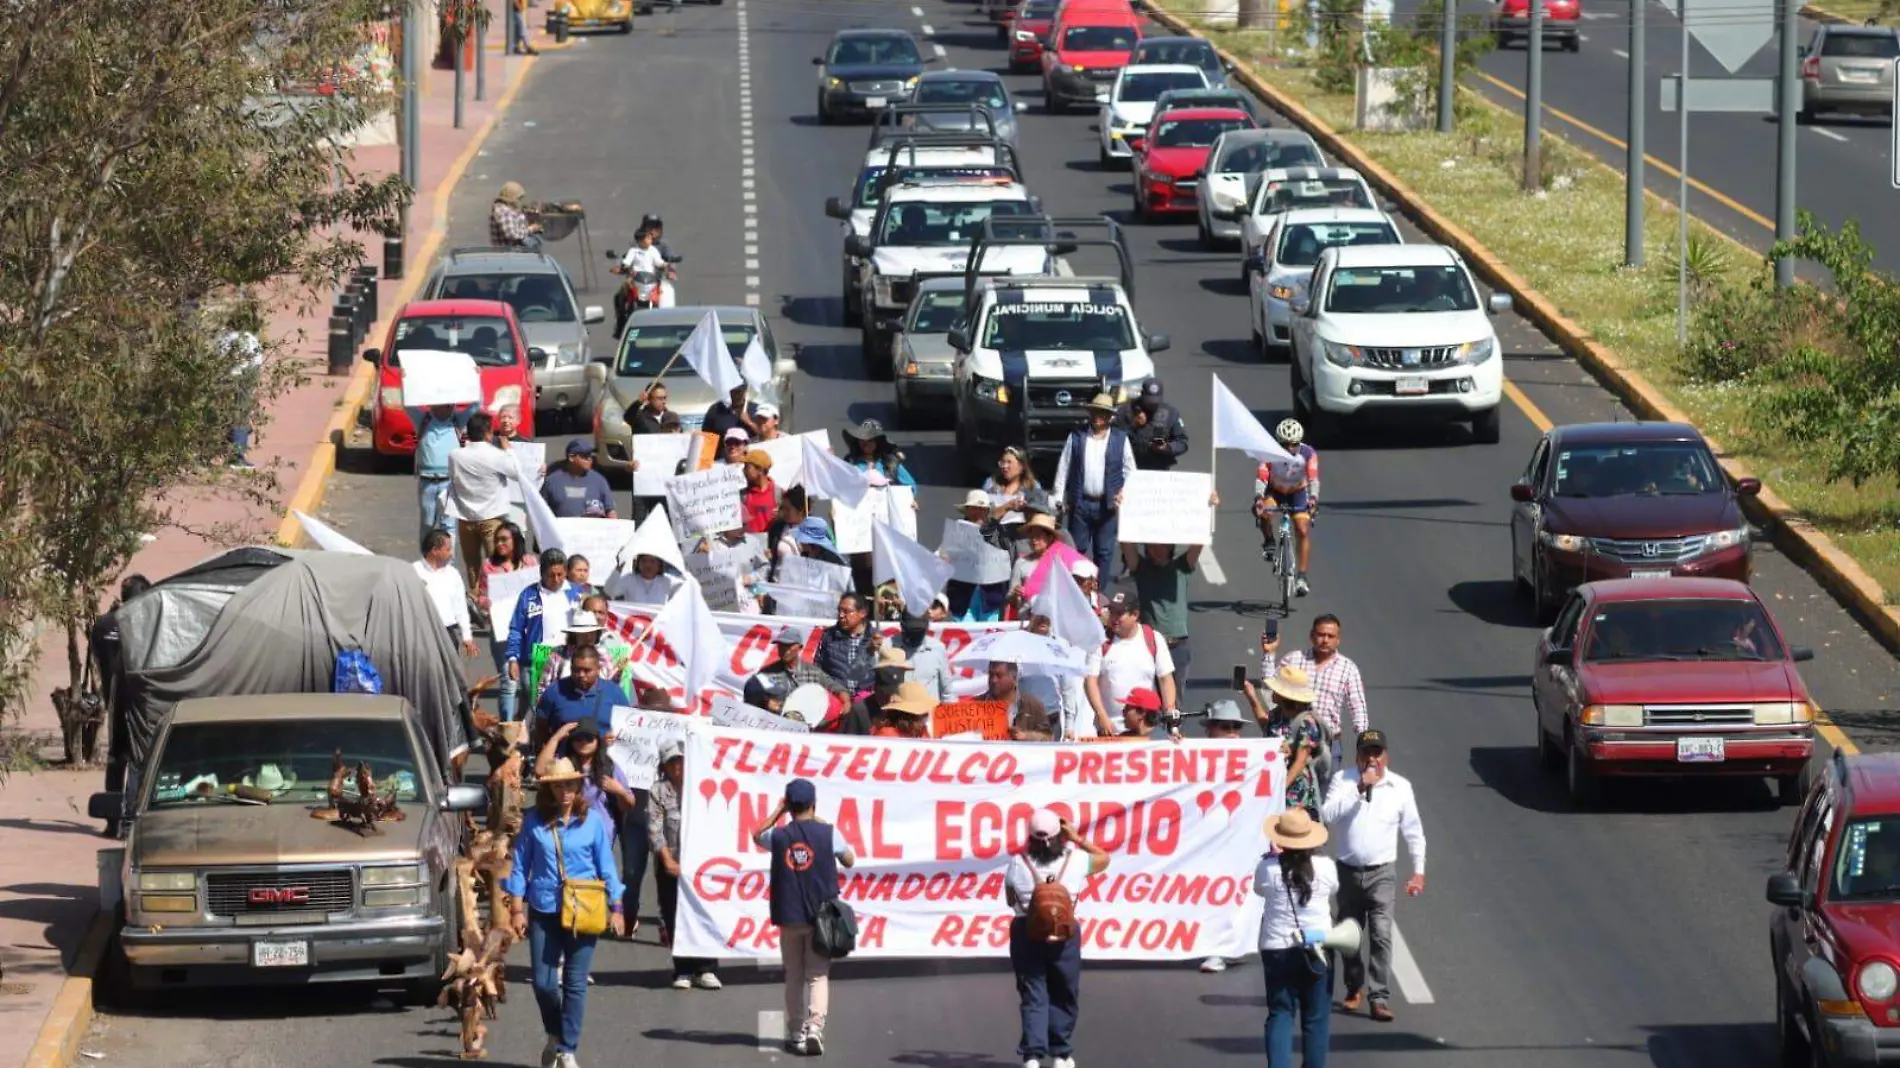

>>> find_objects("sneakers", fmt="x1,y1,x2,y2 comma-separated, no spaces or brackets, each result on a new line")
554,1054,580,1068
694,972,723,990
671,975,692,990
1295,574,1311,596
541,1037,560,1068
1054,1058,1078,1068
806,1031,825,1056
786,1037,809,1056
1199,956,1227,973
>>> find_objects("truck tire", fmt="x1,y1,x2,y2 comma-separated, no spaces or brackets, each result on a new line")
1471,405,1502,444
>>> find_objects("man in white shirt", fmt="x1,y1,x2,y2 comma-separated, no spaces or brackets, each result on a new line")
414,530,477,656
1318,728,1426,1023
1097,594,1177,721
448,411,519,585
1050,393,1138,580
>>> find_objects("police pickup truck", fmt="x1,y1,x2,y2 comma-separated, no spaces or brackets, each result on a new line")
946,216,1168,478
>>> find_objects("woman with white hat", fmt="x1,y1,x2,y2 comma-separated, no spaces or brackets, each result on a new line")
1244,664,1327,819
503,757,625,1068
1253,809,1338,1068
945,489,1013,622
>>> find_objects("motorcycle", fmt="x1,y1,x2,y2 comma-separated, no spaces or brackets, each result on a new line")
606,249,683,336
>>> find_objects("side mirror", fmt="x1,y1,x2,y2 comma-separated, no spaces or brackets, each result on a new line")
1050,240,1078,256
1510,483,1535,503
1015,100,1029,112
774,357,798,377
1288,295,1311,316
582,305,605,324
878,319,903,334
585,363,608,384
812,56,824,65
845,234,872,258
1488,291,1514,315
1379,198,1398,212
1791,646,1815,663
88,792,124,821
1192,169,1206,180
528,347,550,365
1214,205,1240,221
1541,647,1572,667
1028,195,1043,212
948,326,972,353
1735,477,1762,497
443,783,488,813
1146,333,1171,354
363,347,382,365
825,197,849,220
1765,872,1806,908
1243,251,1264,273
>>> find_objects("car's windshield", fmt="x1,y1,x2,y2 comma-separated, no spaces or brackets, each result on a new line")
440,272,575,324
390,315,518,367
1022,0,1059,14
916,79,1008,111
617,323,755,377
1833,820,1900,900
877,198,1033,244
856,165,1014,207
1153,116,1251,148
1551,442,1724,497
1820,31,1900,57
1063,25,1138,51
982,300,1136,351
147,719,423,808
1323,265,1478,314
1162,92,1247,116
829,36,920,66
1224,143,1326,180
1581,599,1785,663
1276,222,1399,267
1133,41,1219,72
1118,70,1206,102
910,291,966,333
1262,177,1370,213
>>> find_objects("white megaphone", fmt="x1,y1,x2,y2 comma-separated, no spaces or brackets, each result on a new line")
1319,918,1362,955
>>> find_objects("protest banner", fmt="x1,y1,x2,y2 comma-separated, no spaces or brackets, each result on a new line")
632,434,695,497
709,692,811,733
939,519,1012,586
667,464,746,539
505,441,549,504
606,705,694,789
930,700,1010,741
1118,470,1213,546
674,724,1285,960
399,349,483,407
552,518,637,574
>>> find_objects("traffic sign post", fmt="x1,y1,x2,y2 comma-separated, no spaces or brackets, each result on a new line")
1892,58,1900,189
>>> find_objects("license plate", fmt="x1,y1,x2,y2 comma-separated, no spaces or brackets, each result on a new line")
1396,376,1428,395
865,96,887,109
1842,68,1881,83
1677,737,1726,763
252,940,309,968
1631,568,1673,579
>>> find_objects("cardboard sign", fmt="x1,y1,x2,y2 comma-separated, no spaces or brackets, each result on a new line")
776,554,853,595
940,519,1012,586
400,349,483,407
1118,470,1213,547
752,429,833,490
606,704,694,790
506,441,549,504
761,583,838,619
684,553,750,613
708,692,811,733
551,517,637,575
930,700,1011,740
632,434,695,497
666,464,746,539
485,567,539,636
832,484,917,555
693,431,722,472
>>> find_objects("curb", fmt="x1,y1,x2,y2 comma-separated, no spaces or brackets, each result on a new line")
274,50,543,553
1141,4,1899,734
20,911,111,1068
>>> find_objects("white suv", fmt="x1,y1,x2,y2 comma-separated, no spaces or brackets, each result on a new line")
1288,244,1513,444
1096,64,1208,166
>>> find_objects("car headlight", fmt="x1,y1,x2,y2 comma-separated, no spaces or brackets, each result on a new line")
1541,531,1587,552
1269,284,1296,300
1072,64,1086,72
361,864,423,887
491,385,524,411
1860,960,1899,1002
1458,337,1496,364
905,76,920,89
1753,701,1818,725
138,871,196,892
380,386,403,408
1116,377,1148,402
1320,339,1363,368
1704,526,1750,551
973,374,1009,403
139,894,198,913
1015,29,1035,40
556,343,584,367
827,77,844,88
364,887,424,908
1210,189,1242,208
1579,703,1641,727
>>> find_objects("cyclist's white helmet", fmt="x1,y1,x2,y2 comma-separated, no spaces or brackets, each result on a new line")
1274,418,1305,447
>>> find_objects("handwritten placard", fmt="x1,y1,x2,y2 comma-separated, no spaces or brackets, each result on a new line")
939,519,1012,586
400,349,483,407
505,441,549,504
930,699,1011,741
666,464,746,539
551,517,637,573
486,568,539,641
708,692,811,733
1118,470,1213,546
631,434,694,497
752,430,833,490
832,484,918,555
606,705,693,789
684,554,748,612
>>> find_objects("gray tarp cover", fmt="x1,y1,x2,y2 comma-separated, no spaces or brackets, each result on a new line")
119,552,474,769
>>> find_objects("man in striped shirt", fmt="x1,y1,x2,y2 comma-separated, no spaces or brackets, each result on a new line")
1260,612,1367,766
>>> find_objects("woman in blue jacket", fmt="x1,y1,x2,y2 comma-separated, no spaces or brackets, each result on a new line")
505,550,579,721
505,757,626,1068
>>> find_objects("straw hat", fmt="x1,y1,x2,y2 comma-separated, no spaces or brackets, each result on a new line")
538,757,585,784
1265,808,1329,850
242,764,298,792
497,181,526,205
1265,663,1317,705
876,645,913,671
1083,392,1117,414
565,608,604,636
960,488,991,510
883,681,937,716
1023,513,1058,535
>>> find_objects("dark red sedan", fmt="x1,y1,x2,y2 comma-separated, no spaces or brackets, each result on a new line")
1130,106,1255,220
1532,578,1817,807
1009,0,1060,71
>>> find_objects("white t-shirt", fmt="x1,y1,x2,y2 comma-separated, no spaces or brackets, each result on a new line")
620,244,667,274
1253,853,1339,951
604,571,679,606
1004,845,1092,918
449,442,518,521
1099,627,1176,711
411,559,472,642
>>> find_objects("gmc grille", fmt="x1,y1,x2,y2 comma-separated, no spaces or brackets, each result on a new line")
206,869,355,917
1587,534,1708,564
1643,706,1754,728
1362,346,1459,370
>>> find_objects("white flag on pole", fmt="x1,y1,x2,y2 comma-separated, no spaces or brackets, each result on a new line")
1028,555,1105,653
800,435,872,508
651,573,726,702
871,520,955,617
518,452,567,552
739,332,773,395
678,311,744,396
293,511,373,555
1211,373,1295,463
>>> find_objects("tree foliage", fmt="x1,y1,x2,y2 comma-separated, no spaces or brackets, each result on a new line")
0,0,408,747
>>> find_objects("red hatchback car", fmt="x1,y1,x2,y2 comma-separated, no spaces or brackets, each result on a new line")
366,298,537,459
1532,577,1817,806
1493,0,1581,51
1131,106,1256,220
1770,750,1900,1068
1009,0,1061,70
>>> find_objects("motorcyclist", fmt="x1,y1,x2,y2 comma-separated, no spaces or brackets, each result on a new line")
1116,379,1189,471
611,226,676,336
1253,418,1320,596
639,213,679,263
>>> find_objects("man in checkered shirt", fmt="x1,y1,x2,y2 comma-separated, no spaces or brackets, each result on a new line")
1260,612,1367,765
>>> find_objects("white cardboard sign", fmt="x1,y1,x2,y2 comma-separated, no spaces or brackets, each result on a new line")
632,434,695,497
399,349,483,407
939,518,1012,586
1118,470,1213,546
666,464,746,540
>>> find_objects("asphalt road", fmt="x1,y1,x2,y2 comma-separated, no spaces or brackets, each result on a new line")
1419,0,1900,270
92,0,1900,1065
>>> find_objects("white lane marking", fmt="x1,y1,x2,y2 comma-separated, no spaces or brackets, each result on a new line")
1814,127,1850,142
747,259,760,270
746,293,763,306
1612,48,1629,58
1391,921,1435,1005
739,0,759,311
744,178,757,190
758,1009,786,1051
746,276,762,287
1054,257,1074,276
743,189,757,201
921,23,935,35
745,244,759,256
933,42,947,58
910,4,923,13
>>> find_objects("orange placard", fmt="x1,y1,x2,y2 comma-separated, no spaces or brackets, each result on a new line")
931,700,1011,741
692,431,720,472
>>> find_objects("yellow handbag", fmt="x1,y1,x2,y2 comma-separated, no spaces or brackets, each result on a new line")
553,823,610,937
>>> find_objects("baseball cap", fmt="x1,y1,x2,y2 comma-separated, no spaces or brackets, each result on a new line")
1070,559,1099,579
570,716,602,738
1357,728,1389,752
774,625,806,646
565,438,596,456
1105,592,1134,614
744,449,773,471
785,778,817,806
755,402,780,420
723,427,750,443
1123,687,1162,712
1029,809,1061,839
1140,380,1164,400
659,740,684,763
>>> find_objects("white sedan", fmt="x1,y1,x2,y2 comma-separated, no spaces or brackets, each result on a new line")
1247,207,1400,358
1232,166,1381,284
1193,129,1319,248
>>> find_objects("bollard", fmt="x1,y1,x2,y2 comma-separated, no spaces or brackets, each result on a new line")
327,315,355,376
333,293,360,345
345,280,371,338
384,236,405,281
552,10,570,43
353,266,379,326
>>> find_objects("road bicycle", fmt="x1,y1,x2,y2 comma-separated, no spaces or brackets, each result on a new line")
1258,502,1311,616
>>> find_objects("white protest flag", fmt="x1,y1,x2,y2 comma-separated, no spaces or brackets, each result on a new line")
621,503,687,574
678,311,744,396
872,520,954,617
651,573,726,702
739,332,773,394
1211,373,1294,463
801,434,871,508
1028,556,1105,654
292,511,373,555
516,451,566,552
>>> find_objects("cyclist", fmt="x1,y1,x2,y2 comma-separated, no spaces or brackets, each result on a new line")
1254,418,1320,596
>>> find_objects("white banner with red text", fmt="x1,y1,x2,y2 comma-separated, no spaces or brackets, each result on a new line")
674,724,1285,961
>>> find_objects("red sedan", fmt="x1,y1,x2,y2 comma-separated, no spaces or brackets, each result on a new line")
1131,106,1255,220
1533,578,1817,806
366,298,537,459
1494,0,1581,51
1009,0,1060,71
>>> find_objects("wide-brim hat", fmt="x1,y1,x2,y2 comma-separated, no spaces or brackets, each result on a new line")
566,608,605,635
242,764,298,792
538,756,585,784
844,418,889,445
960,489,991,510
876,645,913,670
1206,699,1248,725
1265,808,1329,850
1265,663,1317,705
1083,392,1117,414
1023,513,1058,535
884,681,937,716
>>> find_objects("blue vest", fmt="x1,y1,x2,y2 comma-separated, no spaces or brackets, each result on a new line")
767,820,841,927
1062,427,1129,509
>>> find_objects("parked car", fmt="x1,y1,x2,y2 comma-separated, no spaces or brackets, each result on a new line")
1494,0,1581,51
1769,749,1900,1068
420,247,606,430
1129,34,1231,87
545,0,635,34
1799,24,1900,122
882,276,966,425
815,28,934,124
365,297,537,462
1509,421,1760,622
1009,0,1061,71
1130,106,1256,220
90,694,486,997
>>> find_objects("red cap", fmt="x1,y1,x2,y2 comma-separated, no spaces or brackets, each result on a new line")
1123,688,1162,712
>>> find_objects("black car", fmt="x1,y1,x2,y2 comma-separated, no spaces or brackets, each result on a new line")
1130,35,1230,88
814,29,935,124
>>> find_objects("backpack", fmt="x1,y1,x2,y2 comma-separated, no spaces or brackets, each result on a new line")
333,649,384,695
1102,624,1159,661
1025,851,1078,943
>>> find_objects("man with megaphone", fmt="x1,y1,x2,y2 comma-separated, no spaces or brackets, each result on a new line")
1318,728,1428,1024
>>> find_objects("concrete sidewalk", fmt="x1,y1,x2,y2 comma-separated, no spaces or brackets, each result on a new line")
0,9,558,1066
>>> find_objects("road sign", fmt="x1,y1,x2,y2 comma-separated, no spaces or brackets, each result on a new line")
1656,0,1777,74
1661,77,1776,112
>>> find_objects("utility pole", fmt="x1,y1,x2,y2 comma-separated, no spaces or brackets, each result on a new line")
475,6,486,101
1676,0,1690,347
392,0,419,280
1239,0,1264,31
1522,0,1544,191
1437,0,1456,133
1773,0,1798,287
1624,0,1646,266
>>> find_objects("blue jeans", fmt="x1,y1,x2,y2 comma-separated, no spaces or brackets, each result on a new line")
1009,916,1081,1060
229,425,252,463
1262,947,1331,1068
508,4,529,49
418,476,451,543
528,911,598,1054
617,794,649,919
490,635,518,721
1066,497,1119,581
